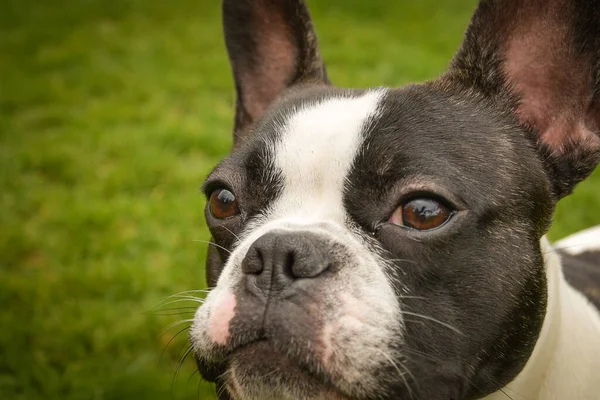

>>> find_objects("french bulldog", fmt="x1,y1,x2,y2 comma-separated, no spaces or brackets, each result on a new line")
190,0,600,399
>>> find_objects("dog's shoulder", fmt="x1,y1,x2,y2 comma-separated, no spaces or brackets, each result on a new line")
555,226,600,309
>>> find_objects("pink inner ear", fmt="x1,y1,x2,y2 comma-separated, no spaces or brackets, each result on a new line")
241,1,297,122
504,9,600,154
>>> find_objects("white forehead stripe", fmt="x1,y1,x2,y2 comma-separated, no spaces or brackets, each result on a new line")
272,89,385,223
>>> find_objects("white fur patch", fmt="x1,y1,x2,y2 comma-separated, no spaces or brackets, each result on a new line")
553,225,600,255
269,89,385,223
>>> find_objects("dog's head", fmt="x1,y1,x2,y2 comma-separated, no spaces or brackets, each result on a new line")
190,1,600,399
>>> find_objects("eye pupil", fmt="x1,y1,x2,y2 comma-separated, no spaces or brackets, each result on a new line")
209,189,239,219
389,197,452,230
217,189,235,205
410,200,441,218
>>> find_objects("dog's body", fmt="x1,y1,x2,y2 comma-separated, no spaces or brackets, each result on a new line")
190,1,600,399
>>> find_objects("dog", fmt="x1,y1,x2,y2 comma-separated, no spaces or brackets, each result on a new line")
189,0,600,399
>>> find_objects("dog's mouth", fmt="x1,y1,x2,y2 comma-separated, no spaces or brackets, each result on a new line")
196,338,350,400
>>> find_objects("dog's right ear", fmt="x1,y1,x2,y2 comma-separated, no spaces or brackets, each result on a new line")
222,0,329,147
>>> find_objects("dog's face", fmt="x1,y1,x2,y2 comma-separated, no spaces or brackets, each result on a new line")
190,1,600,399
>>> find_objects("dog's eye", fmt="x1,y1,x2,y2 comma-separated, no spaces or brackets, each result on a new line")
390,198,452,230
209,188,239,219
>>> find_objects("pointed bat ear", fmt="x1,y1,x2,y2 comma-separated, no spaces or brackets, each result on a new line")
222,0,329,148
444,0,600,198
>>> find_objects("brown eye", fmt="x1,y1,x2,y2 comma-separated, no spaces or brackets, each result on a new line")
389,198,452,230
209,189,239,219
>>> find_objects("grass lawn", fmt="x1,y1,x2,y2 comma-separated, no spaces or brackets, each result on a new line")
1,0,599,399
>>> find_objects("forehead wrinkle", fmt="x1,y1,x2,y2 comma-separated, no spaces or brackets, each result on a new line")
270,89,386,223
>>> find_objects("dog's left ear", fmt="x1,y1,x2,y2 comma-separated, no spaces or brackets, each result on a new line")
222,0,329,148
444,0,600,198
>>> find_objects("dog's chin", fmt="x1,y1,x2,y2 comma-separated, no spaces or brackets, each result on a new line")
216,340,350,400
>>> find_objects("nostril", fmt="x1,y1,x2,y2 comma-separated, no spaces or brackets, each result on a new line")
256,248,264,272
241,246,264,275
285,251,295,275
290,253,331,279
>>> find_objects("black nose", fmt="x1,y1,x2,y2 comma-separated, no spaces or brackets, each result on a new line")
241,230,331,294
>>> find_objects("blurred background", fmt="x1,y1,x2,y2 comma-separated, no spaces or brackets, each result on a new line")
1,0,599,399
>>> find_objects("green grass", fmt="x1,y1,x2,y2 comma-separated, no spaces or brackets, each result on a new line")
1,0,599,399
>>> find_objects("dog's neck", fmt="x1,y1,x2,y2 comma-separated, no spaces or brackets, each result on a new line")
485,237,600,400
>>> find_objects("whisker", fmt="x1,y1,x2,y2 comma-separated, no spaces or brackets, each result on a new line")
151,310,198,316
198,376,204,400
160,319,194,336
399,358,419,396
258,367,281,381
399,295,429,300
232,130,243,140
187,367,200,385
160,325,191,362
165,295,206,302
400,347,445,365
173,289,211,295
401,311,463,335
192,239,232,254
388,258,419,265
159,289,211,298
152,299,205,311
172,344,195,397
153,306,199,312
500,389,516,400
220,225,242,243
376,349,414,400
149,290,209,310
402,318,427,328
146,306,199,315
159,295,206,304
216,377,229,399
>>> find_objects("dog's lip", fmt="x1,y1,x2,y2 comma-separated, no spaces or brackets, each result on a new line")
193,333,268,383
223,329,268,355
228,339,351,398
228,336,268,356
194,335,270,379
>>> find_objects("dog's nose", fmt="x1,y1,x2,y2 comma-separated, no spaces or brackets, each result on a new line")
241,231,331,293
